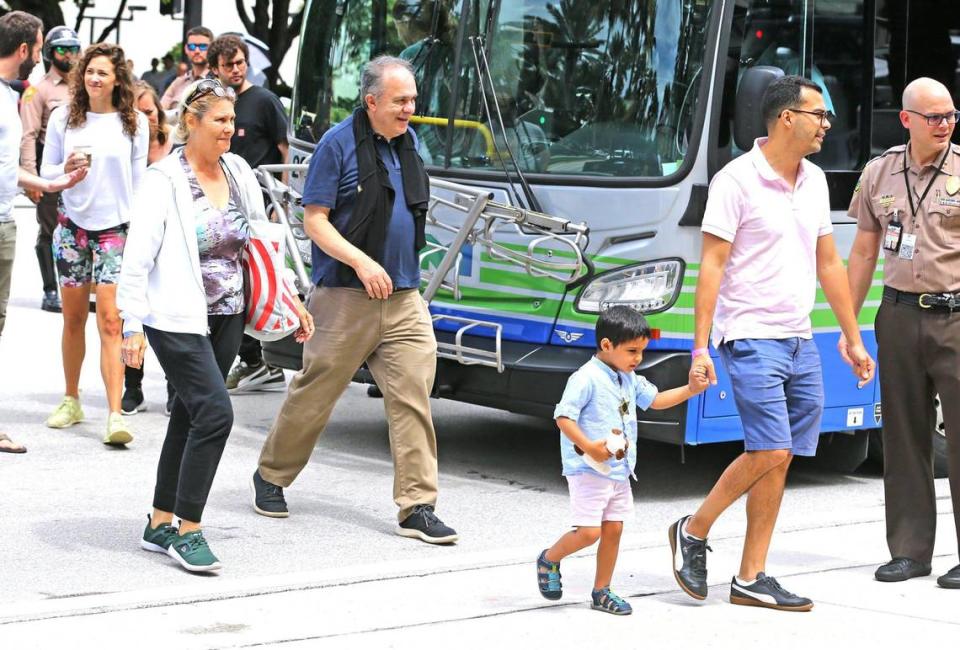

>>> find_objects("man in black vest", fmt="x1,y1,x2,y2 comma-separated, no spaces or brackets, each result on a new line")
250,56,458,545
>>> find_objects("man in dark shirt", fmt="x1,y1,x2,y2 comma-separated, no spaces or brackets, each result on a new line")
249,55,457,545
208,34,290,393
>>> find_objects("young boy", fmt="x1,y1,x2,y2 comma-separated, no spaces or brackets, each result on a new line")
537,306,709,614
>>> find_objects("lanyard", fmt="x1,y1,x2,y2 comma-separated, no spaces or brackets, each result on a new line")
903,146,950,222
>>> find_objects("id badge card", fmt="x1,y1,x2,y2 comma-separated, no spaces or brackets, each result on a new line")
899,233,917,260
884,220,903,252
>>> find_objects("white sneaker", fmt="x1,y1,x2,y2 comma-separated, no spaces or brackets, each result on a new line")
226,362,286,394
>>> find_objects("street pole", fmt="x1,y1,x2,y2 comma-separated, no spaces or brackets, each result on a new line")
182,0,203,43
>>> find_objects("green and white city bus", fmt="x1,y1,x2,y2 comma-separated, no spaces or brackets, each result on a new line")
262,0,958,472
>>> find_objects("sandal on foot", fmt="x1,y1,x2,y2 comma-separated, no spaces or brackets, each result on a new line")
0,433,26,454
591,586,632,615
537,549,562,600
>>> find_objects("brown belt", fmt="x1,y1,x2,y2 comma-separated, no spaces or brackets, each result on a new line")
882,286,960,312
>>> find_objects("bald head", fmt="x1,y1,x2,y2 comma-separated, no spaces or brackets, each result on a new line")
902,77,953,111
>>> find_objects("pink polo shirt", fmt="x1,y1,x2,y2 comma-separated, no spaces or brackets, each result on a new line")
701,138,833,348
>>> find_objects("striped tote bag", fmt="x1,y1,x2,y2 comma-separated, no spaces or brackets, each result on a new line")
242,220,301,342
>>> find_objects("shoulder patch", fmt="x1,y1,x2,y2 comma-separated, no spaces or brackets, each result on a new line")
21,86,37,103
854,178,861,193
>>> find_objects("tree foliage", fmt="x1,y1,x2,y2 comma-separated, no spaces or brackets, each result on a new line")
235,0,304,97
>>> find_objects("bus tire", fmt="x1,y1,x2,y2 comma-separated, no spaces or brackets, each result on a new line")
866,395,948,479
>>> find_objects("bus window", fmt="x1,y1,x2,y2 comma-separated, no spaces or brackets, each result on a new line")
715,0,870,172
872,0,960,154
447,0,715,178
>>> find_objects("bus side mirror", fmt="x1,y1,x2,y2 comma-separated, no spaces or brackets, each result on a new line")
734,66,784,151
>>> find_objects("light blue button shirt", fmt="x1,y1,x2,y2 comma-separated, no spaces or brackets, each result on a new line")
554,356,658,481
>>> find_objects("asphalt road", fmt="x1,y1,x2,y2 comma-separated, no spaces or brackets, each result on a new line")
1,202,956,648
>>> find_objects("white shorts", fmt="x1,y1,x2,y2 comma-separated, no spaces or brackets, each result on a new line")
567,472,634,527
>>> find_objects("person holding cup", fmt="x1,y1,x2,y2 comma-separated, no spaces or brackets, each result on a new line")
41,43,149,445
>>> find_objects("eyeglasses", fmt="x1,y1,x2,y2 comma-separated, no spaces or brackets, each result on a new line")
54,46,80,56
222,58,246,70
184,78,235,106
185,43,209,52
784,108,836,127
904,109,960,126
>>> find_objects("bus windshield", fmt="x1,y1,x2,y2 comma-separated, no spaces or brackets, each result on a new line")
293,0,716,180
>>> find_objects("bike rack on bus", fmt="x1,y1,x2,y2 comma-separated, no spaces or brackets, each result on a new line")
257,165,590,374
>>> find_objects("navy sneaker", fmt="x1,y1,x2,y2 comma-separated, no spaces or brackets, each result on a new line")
251,470,289,518
396,505,458,544
669,515,711,600
536,549,562,600
591,587,632,615
730,573,813,611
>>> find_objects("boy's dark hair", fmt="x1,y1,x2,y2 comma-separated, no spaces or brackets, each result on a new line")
595,306,652,349
207,34,249,70
0,11,42,58
761,75,823,128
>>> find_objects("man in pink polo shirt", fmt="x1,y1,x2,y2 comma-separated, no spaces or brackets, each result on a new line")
668,76,875,611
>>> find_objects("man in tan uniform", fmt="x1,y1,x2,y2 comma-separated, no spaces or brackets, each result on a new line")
19,25,78,313
846,77,960,589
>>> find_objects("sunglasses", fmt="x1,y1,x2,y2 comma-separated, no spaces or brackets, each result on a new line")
186,43,209,52
184,78,236,106
54,46,80,56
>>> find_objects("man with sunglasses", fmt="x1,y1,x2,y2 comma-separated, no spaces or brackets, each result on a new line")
160,26,213,111
846,77,960,589
19,25,80,313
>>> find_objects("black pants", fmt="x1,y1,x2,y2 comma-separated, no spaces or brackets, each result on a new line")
146,313,244,522
238,333,264,366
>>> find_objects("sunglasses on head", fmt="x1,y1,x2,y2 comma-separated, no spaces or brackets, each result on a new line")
186,42,209,52
54,46,80,56
184,78,236,106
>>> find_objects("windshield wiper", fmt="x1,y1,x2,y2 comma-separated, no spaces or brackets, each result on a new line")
468,34,543,213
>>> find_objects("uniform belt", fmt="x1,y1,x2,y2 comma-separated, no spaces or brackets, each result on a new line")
882,286,960,312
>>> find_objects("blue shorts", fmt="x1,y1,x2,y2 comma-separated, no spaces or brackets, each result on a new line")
718,338,824,456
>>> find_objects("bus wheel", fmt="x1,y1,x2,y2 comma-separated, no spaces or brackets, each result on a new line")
866,395,948,479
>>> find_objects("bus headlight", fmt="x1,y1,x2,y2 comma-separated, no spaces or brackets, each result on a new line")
575,259,684,314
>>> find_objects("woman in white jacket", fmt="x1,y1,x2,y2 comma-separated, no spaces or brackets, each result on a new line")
118,79,313,572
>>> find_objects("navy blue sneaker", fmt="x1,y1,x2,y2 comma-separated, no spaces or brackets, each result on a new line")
730,573,813,611
669,515,711,599
536,550,562,600
591,587,632,615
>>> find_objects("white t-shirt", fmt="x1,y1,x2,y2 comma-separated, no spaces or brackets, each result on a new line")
41,107,149,230
701,139,833,348
0,79,21,223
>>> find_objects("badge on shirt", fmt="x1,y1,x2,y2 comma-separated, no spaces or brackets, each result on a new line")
938,195,960,208
21,86,36,103
878,194,896,208
884,216,903,252
947,176,960,196
898,233,917,260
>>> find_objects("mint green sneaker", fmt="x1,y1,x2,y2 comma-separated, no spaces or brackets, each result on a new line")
46,396,84,429
104,412,133,446
167,529,222,572
140,515,178,553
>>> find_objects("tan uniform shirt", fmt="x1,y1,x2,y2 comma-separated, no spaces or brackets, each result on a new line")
848,142,960,293
18,70,70,175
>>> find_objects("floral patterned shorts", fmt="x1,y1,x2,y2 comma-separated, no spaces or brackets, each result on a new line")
53,211,128,287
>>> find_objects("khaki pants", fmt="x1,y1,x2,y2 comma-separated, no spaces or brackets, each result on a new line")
0,221,16,337
258,287,439,521
876,299,960,564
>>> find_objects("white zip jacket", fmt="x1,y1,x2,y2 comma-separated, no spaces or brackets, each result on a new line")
118,151,268,335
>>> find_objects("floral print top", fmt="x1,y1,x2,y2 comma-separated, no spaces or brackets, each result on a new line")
180,150,249,315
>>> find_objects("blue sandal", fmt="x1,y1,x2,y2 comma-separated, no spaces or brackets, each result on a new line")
537,550,562,600
591,586,632,615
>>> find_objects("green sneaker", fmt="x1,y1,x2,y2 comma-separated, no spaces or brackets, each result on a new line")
46,396,84,429
104,412,133,446
140,515,178,553
167,529,222,572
